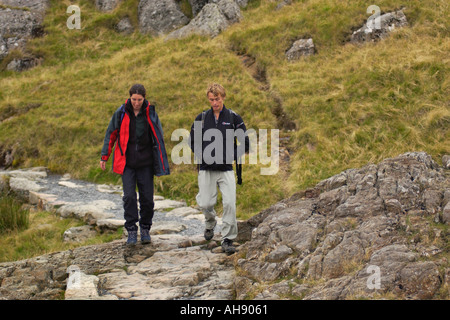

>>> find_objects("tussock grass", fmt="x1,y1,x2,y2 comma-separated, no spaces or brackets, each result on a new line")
0,0,448,221
0,192,29,233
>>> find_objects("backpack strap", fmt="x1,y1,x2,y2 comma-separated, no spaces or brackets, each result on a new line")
201,110,207,129
228,109,242,185
197,110,208,172
116,103,127,156
120,103,126,123
228,109,235,129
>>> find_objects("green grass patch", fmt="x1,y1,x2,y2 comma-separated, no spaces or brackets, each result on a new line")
0,204,123,263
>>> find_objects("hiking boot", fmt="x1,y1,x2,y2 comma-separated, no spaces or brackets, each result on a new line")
126,230,138,246
140,228,151,244
204,228,214,241
221,238,236,255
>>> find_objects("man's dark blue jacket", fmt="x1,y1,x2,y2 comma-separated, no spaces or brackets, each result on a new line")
189,105,250,171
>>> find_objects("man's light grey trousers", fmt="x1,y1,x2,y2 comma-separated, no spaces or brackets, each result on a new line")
196,170,237,241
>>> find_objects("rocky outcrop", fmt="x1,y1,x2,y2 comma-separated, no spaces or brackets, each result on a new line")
166,0,243,39
235,152,449,299
0,0,49,71
0,0,48,70
1,0,246,65
350,9,408,43
100,0,247,37
0,7,43,57
0,235,234,300
138,0,190,36
285,38,315,61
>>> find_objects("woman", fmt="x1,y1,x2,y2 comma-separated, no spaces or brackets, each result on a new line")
100,84,170,245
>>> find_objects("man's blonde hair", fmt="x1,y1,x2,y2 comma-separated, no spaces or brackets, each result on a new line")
206,83,226,98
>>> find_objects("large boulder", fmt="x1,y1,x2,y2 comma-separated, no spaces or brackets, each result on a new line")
0,8,44,58
285,38,315,61
350,9,408,43
166,0,242,39
138,0,190,36
208,0,242,24
0,0,49,70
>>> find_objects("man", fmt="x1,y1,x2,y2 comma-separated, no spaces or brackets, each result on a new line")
100,84,170,245
190,83,249,254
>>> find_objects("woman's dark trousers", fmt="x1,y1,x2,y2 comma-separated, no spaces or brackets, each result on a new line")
122,165,154,232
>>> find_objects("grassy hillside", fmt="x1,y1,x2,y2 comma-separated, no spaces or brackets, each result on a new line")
0,0,448,220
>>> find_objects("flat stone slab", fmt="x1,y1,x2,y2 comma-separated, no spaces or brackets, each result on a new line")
150,221,187,235
166,206,201,217
154,199,186,210
96,218,125,230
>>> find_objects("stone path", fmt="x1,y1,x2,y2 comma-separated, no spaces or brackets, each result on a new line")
0,167,235,300
1,167,224,236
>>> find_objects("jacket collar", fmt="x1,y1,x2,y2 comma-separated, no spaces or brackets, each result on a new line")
210,104,227,115
125,98,149,115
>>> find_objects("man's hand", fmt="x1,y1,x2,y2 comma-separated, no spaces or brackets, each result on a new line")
100,160,106,171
